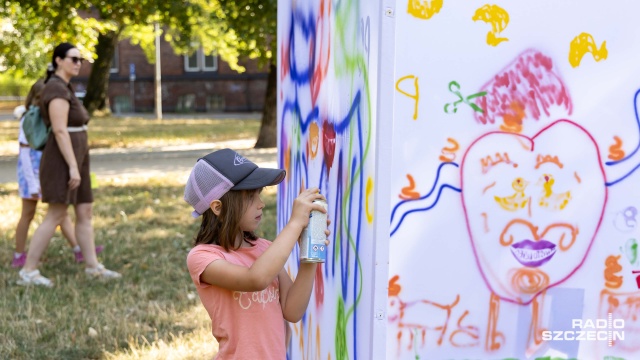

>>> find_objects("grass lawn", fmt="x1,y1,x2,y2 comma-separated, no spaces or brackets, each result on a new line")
0,115,278,359
0,115,261,156
0,176,278,359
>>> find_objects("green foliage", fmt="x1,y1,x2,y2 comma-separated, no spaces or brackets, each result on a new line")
1,0,278,78
219,0,277,67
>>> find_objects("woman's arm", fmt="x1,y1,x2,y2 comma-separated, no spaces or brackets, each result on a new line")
200,188,327,292
49,98,80,190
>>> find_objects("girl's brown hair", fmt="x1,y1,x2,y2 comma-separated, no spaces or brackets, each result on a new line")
194,189,260,251
24,79,45,108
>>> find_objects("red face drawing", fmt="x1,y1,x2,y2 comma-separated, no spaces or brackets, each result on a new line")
461,120,607,304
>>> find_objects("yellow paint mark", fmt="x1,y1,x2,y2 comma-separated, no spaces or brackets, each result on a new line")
569,32,607,68
472,4,510,46
407,0,443,20
395,75,420,120
494,177,529,212
608,136,625,161
366,177,374,224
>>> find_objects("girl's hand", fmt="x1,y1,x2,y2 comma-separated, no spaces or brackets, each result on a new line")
68,166,81,190
289,187,326,230
324,218,332,245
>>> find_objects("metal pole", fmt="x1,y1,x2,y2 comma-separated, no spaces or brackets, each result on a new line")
154,22,163,120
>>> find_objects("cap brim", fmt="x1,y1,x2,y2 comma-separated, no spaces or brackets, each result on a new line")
231,168,286,190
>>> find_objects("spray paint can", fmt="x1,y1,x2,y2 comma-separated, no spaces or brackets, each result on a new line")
300,199,328,263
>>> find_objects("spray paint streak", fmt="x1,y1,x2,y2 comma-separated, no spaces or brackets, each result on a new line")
280,1,373,358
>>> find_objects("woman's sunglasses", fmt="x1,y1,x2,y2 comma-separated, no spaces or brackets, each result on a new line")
65,56,85,64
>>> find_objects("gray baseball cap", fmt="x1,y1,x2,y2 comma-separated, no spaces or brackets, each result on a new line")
184,148,286,217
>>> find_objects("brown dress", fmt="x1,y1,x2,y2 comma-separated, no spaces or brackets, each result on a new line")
39,74,92,204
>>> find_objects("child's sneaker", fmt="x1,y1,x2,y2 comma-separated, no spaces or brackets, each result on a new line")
11,252,27,268
17,269,54,287
85,264,121,280
74,245,104,263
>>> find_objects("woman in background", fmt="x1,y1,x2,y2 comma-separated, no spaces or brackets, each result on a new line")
18,43,119,287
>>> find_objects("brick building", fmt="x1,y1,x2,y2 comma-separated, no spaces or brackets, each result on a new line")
74,37,269,113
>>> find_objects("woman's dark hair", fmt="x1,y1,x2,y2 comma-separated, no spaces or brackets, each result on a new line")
45,42,76,83
194,189,259,251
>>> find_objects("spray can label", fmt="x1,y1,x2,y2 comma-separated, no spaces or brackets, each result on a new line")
300,199,328,263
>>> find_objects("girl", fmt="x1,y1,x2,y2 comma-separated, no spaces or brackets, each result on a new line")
185,148,329,359
12,79,102,268
18,43,120,287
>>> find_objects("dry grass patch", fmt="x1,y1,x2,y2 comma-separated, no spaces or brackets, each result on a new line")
0,116,260,156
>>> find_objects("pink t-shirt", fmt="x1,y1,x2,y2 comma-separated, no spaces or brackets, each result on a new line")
187,238,286,359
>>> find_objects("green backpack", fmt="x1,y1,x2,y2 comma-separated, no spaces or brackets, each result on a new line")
22,105,50,150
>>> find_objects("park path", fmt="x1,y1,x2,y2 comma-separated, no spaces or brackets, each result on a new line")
0,139,277,184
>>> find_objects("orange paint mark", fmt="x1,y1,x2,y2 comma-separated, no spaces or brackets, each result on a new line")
485,293,504,351
599,289,640,350
399,174,421,200
472,4,510,47
569,32,608,68
509,268,549,295
481,152,514,174
439,138,460,162
574,171,581,183
482,182,496,194
285,146,291,180
308,122,320,158
499,219,578,251
481,213,490,233
608,136,625,161
604,255,623,289
449,310,480,348
396,75,420,120
316,323,321,360
500,101,524,133
526,291,547,356
389,274,402,296
407,0,443,20
535,154,564,169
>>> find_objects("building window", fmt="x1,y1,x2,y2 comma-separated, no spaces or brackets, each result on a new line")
184,48,218,72
110,48,119,73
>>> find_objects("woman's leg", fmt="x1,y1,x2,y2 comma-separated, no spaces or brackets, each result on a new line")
74,202,99,268
23,203,68,272
59,213,79,248
15,199,38,253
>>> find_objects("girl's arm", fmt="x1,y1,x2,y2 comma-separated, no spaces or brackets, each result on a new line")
278,219,331,322
49,99,80,190
18,147,40,197
200,188,326,292
278,264,317,322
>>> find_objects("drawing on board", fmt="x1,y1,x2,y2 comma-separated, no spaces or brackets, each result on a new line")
389,2,640,358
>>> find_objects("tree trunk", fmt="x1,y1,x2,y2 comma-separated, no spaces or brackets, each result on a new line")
83,30,119,115
254,63,277,148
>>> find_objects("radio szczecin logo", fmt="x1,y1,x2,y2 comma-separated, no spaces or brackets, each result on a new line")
542,313,624,347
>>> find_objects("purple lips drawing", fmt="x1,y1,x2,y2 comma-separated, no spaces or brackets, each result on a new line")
510,239,557,267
